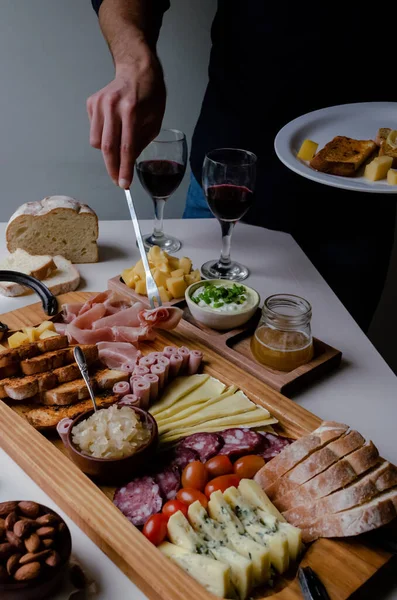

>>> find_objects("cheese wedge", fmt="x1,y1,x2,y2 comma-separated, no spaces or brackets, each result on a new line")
159,390,262,434
167,511,208,553
150,374,209,415
223,487,289,574
188,501,269,587
158,542,233,598
155,380,231,425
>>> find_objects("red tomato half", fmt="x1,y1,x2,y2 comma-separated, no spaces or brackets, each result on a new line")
162,499,188,521
176,487,208,509
233,455,266,479
181,460,209,491
204,474,241,499
142,514,167,546
205,455,233,478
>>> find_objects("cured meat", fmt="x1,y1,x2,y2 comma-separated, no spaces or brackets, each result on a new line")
139,307,183,330
187,350,203,375
113,380,130,396
113,476,163,527
218,428,263,457
170,447,200,471
66,323,114,344
93,304,145,329
154,466,181,501
72,304,107,329
117,393,140,407
178,433,224,462
97,341,141,370
112,325,156,344
62,303,84,323
257,432,293,461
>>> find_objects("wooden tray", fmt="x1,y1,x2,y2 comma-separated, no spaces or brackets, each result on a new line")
0,291,392,600
108,275,342,396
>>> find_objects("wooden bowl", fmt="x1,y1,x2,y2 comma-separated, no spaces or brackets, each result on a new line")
59,405,158,485
0,502,72,600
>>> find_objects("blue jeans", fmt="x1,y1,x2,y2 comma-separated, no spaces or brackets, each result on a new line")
183,171,214,219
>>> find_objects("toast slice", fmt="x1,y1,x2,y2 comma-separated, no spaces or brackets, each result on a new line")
41,368,128,406
309,136,377,176
26,393,119,430
20,344,97,375
254,421,349,489
0,335,69,369
377,128,397,167
283,460,397,528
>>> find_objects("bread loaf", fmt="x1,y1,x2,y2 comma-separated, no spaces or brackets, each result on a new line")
6,196,99,263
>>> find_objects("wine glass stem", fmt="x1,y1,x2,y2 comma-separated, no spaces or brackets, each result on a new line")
152,198,166,239
218,221,235,269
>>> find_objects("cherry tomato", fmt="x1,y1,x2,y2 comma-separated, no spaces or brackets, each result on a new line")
205,455,234,478
233,455,266,479
142,514,167,546
181,460,209,491
162,499,188,521
176,487,208,509
204,474,241,499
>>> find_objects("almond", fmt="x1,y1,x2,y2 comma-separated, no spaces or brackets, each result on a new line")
0,501,18,517
18,501,40,519
36,513,60,527
19,550,51,565
0,542,14,560
36,526,56,538
45,550,61,567
14,561,41,581
6,553,21,576
5,511,18,531
13,519,31,539
41,538,54,549
5,531,25,552
24,533,41,553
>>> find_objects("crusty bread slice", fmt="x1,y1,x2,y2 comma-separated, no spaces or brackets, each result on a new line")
377,128,397,167
26,393,119,430
283,461,397,528
41,368,128,406
266,430,365,500
20,344,97,376
0,335,68,369
309,136,377,176
254,421,349,489
6,196,99,263
275,441,380,512
301,488,397,543
38,256,81,296
0,249,57,296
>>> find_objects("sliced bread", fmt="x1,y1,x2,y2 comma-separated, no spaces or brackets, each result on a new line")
6,196,99,263
309,136,377,176
0,249,57,296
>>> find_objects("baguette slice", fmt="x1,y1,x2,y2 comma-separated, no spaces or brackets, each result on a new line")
284,460,397,528
309,136,377,176
254,421,349,489
301,488,397,543
0,249,56,296
0,335,68,369
266,430,365,500
276,441,380,512
41,368,128,406
21,344,97,376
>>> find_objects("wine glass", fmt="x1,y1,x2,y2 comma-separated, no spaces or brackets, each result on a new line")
136,128,187,253
201,148,257,281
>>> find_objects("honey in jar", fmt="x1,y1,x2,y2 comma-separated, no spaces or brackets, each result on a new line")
250,294,314,372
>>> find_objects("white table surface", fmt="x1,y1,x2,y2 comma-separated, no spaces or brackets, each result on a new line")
0,218,396,599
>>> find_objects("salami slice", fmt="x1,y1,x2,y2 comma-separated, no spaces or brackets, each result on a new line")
217,428,263,457
113,476,163,527
154,466,181,501
257,432,293,461
178,432,224,462
170,447,201,471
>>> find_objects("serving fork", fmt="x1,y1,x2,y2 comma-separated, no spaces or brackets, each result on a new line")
124,189,162,309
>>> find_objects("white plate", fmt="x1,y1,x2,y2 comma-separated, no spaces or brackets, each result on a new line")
274,101,397,193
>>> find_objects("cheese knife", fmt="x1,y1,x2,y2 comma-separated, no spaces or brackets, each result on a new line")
298,566,330,600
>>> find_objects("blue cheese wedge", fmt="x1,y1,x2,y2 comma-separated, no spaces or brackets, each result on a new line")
223,487,289,574
158,542,233,598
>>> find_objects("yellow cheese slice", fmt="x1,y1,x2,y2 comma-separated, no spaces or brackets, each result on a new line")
150,374,209,415
155,378,229,424
159,390,262,434
158,542,233,598
210,545,253,600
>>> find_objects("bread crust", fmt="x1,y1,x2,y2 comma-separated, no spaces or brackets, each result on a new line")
309,136,377,176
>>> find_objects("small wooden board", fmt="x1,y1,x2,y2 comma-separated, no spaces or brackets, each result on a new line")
108,275,342,396
0,291,393,600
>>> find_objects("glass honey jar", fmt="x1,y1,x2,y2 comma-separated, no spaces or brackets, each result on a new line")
250,294,314,371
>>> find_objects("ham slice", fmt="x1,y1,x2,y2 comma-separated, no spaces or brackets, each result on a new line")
97,341,141,370
139,307,183,330
62,303,84,323
66,323,114,344
93,303,145,329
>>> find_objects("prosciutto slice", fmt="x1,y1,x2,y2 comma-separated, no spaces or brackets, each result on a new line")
97,341,141,370
93,303,145,329
139,307,183,330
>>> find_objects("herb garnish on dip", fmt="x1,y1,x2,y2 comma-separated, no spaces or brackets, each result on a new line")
191,283,249,312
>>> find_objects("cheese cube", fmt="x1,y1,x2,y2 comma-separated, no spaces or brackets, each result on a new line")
153,269,169,288
166,276,187,299
135,279,147,295
8,331,29,348
168,256,180,270
121,268,135,288
24,327,40,343
297,139,318,161
171,268,184,279
364,156,393,181
39,330,59,340
387,168,397,185
133,259,146,278
179,257,192,274
185,270,201,286
36,321,56,334
156,261,170,273
158,286,172,303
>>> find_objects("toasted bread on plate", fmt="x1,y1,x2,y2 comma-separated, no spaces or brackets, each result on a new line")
309,136,377,176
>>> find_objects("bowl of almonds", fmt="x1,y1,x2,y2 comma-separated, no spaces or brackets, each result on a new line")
0,500,72,600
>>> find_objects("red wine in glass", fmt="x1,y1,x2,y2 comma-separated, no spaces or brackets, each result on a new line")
136,160,185,199
206,184,253,222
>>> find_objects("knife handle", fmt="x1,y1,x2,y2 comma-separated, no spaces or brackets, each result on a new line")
0,270,59,316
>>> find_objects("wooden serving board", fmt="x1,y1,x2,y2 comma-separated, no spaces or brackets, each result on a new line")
108,275,342,396
0,291,392,600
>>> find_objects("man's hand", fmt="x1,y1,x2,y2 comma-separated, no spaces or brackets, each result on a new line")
87,46,166,188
